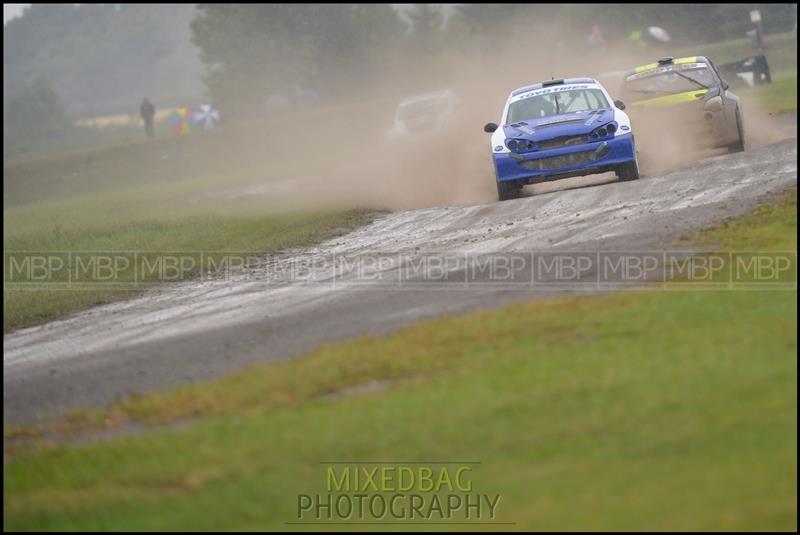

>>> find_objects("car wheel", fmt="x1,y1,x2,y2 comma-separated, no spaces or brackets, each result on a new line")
616,138,640,181
728,108,745,153
497,180,520,201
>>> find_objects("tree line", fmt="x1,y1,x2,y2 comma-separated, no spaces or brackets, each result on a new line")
190,4,797,117
3,3,796,161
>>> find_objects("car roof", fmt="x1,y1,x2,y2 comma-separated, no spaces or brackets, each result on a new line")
625,56,711,79
510,78,598,97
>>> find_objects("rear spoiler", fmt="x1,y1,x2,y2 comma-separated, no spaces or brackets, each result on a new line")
718,54,772,87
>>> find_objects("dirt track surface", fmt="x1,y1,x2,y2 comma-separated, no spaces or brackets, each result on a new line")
4,138,798,425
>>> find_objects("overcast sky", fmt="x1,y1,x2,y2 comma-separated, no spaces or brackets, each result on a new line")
4,3,28,25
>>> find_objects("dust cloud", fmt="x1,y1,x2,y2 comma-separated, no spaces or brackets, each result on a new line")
188,22,793,213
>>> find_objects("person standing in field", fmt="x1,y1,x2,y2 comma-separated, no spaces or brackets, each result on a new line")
140,97,156,139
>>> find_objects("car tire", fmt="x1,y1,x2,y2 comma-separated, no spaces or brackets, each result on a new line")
497,180,520,201
727,108,745,153
616,138,640,181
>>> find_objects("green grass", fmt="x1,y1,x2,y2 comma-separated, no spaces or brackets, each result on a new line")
3,93,393,332
4,191,796,530
4,122,151,166
739,75,798,115
3,208,374,333
685,190,797,250
3,94,396,209
672,31,797,78
666,31,797,116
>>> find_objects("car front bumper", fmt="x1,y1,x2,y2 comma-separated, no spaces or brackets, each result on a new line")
493,133,636,184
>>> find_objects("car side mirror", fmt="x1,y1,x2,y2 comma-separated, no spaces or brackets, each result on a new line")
484,122,499,133
614,100,626,110
721,80,729,91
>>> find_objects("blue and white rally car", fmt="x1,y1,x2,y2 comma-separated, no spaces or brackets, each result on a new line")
484,78,639,201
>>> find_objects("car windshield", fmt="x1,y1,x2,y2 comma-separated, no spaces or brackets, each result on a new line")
623,66,715,102
506,88,610,123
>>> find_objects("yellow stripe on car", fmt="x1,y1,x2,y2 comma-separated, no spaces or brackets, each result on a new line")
631,89,709,108
633,56,700,74
634,62,658,73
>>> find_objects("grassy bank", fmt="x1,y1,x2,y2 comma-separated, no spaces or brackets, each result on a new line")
3,94,396,209
4,93,388,332
740,75,798,115
3,208,375,332
4,181,376,332
5,191,796,530
672,31,797,78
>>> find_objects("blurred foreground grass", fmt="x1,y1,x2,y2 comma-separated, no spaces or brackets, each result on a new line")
4,190,795,530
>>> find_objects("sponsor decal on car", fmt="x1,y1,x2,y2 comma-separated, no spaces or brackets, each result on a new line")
514,84,591,101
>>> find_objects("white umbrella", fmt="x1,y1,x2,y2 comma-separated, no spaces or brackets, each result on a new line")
647,26,671,43
192,104,220,130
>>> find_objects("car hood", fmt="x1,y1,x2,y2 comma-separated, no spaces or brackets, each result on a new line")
502,109,614,141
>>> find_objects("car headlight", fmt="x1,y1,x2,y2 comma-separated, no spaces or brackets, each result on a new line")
591,122,618,140
506,139,534,152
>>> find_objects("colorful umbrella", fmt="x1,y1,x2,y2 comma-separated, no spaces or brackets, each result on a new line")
168,107,192,136
192,104,220,130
